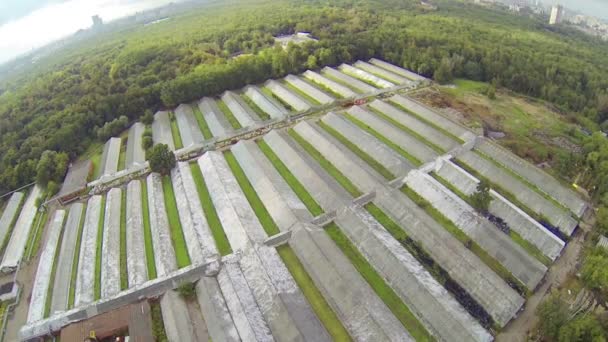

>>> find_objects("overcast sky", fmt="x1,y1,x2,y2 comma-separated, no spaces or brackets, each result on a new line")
0,0,606,66
0,0,176,65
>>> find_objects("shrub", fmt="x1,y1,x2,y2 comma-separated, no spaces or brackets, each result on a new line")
147,144,175,175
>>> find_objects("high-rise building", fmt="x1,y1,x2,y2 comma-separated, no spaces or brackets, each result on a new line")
92,15,103,27
549,5,564,25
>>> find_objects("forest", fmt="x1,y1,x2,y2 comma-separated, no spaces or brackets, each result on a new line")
0,0,607,198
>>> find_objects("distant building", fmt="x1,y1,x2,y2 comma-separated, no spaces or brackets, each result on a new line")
92,15,103,27
274,32,318,49
549,5,564,24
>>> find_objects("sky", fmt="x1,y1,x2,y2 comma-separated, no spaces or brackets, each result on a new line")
0,0,176,65
0,0,606,65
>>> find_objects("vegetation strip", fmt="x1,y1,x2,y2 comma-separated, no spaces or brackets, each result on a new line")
289,129,362,198
262,86,293,111
217,98,243,129
474,149,573,216
257,140,324,216
120,189,128,290
365,202,494,330
282,81,321,106
401,186,529,297
68,204,87,308
277,245,353,341
192,105,214,140
324,222,435,340
388,100,464,144
318,121,394,180
43,213,67,318
117,139,127,171
303,77,344,99
366,106,446,154
431,172,552,266
190,162,232,255
23,191,50,261
345,113,422,166
224,151,280,236
141,180,157,279
241,93,270,121
169,112,184,149
94,195,106,300
150,299,168,341
161,175,191,268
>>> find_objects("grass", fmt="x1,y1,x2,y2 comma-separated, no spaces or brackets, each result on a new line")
301,76,344,99
345,113,422,166
325,223,434,341
192,105,214,139
240,92,271,121
431,172,552,266
161,175,191,268
367,105,446,154
257,140,324,216
150,299,168,341
22,190,49,261
365,202,495,329
68,204,87,309
90,152,103,180
117,139,127,171
190,163,232,255
262,86,294,111
0,192,25,255
474,149,573,216
401,186,529,296
224,151,280,236
276,245,352,341
94,195,106,301
217,98,243,129
43,213,67,318
318,121,394,180
141,180,157,279
282,80,321,106
169,112,184,149
388,99,465,144
120,189,128,290
289,129,362,198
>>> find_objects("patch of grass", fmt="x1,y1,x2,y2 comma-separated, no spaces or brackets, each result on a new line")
120,189,128,290
345,113,422,166
217,98,242,130
192,105,213,140
141,180,157,279
90,152,103,180
282,80,320,106
474,149,573,216
0,192,25,255
401,186,529,296
365,202,495,330
431,172,552,266
150,299,168,341
388,99,464,144
325,223,434,340
169,112,184,149
117,139,127,171
367,105,446,154
262,86,294,111
257,140,324,216
224,151,280,236
161,175,190,268
68,204,87,309
318,121,394,180
190,163,232,255
94,195,106,301
240,92,270,121
44,213,67,318
277,245,352,341
289,129,362,198
301,77,343,99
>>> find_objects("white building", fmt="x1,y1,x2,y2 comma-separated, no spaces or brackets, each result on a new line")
549,5,564,25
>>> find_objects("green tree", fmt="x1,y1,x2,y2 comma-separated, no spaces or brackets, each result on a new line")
36,150,69,186
469,180,492,214
433,58,454,84
486,84,496,99
581,248,608,297
558,314,606,342
536,293,570,341
147,144,176,175
141,110,154,125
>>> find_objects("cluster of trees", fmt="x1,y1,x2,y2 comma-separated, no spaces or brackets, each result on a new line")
536,293,606,341
35,150,69,195
0,0,607,197
95,115,129,140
